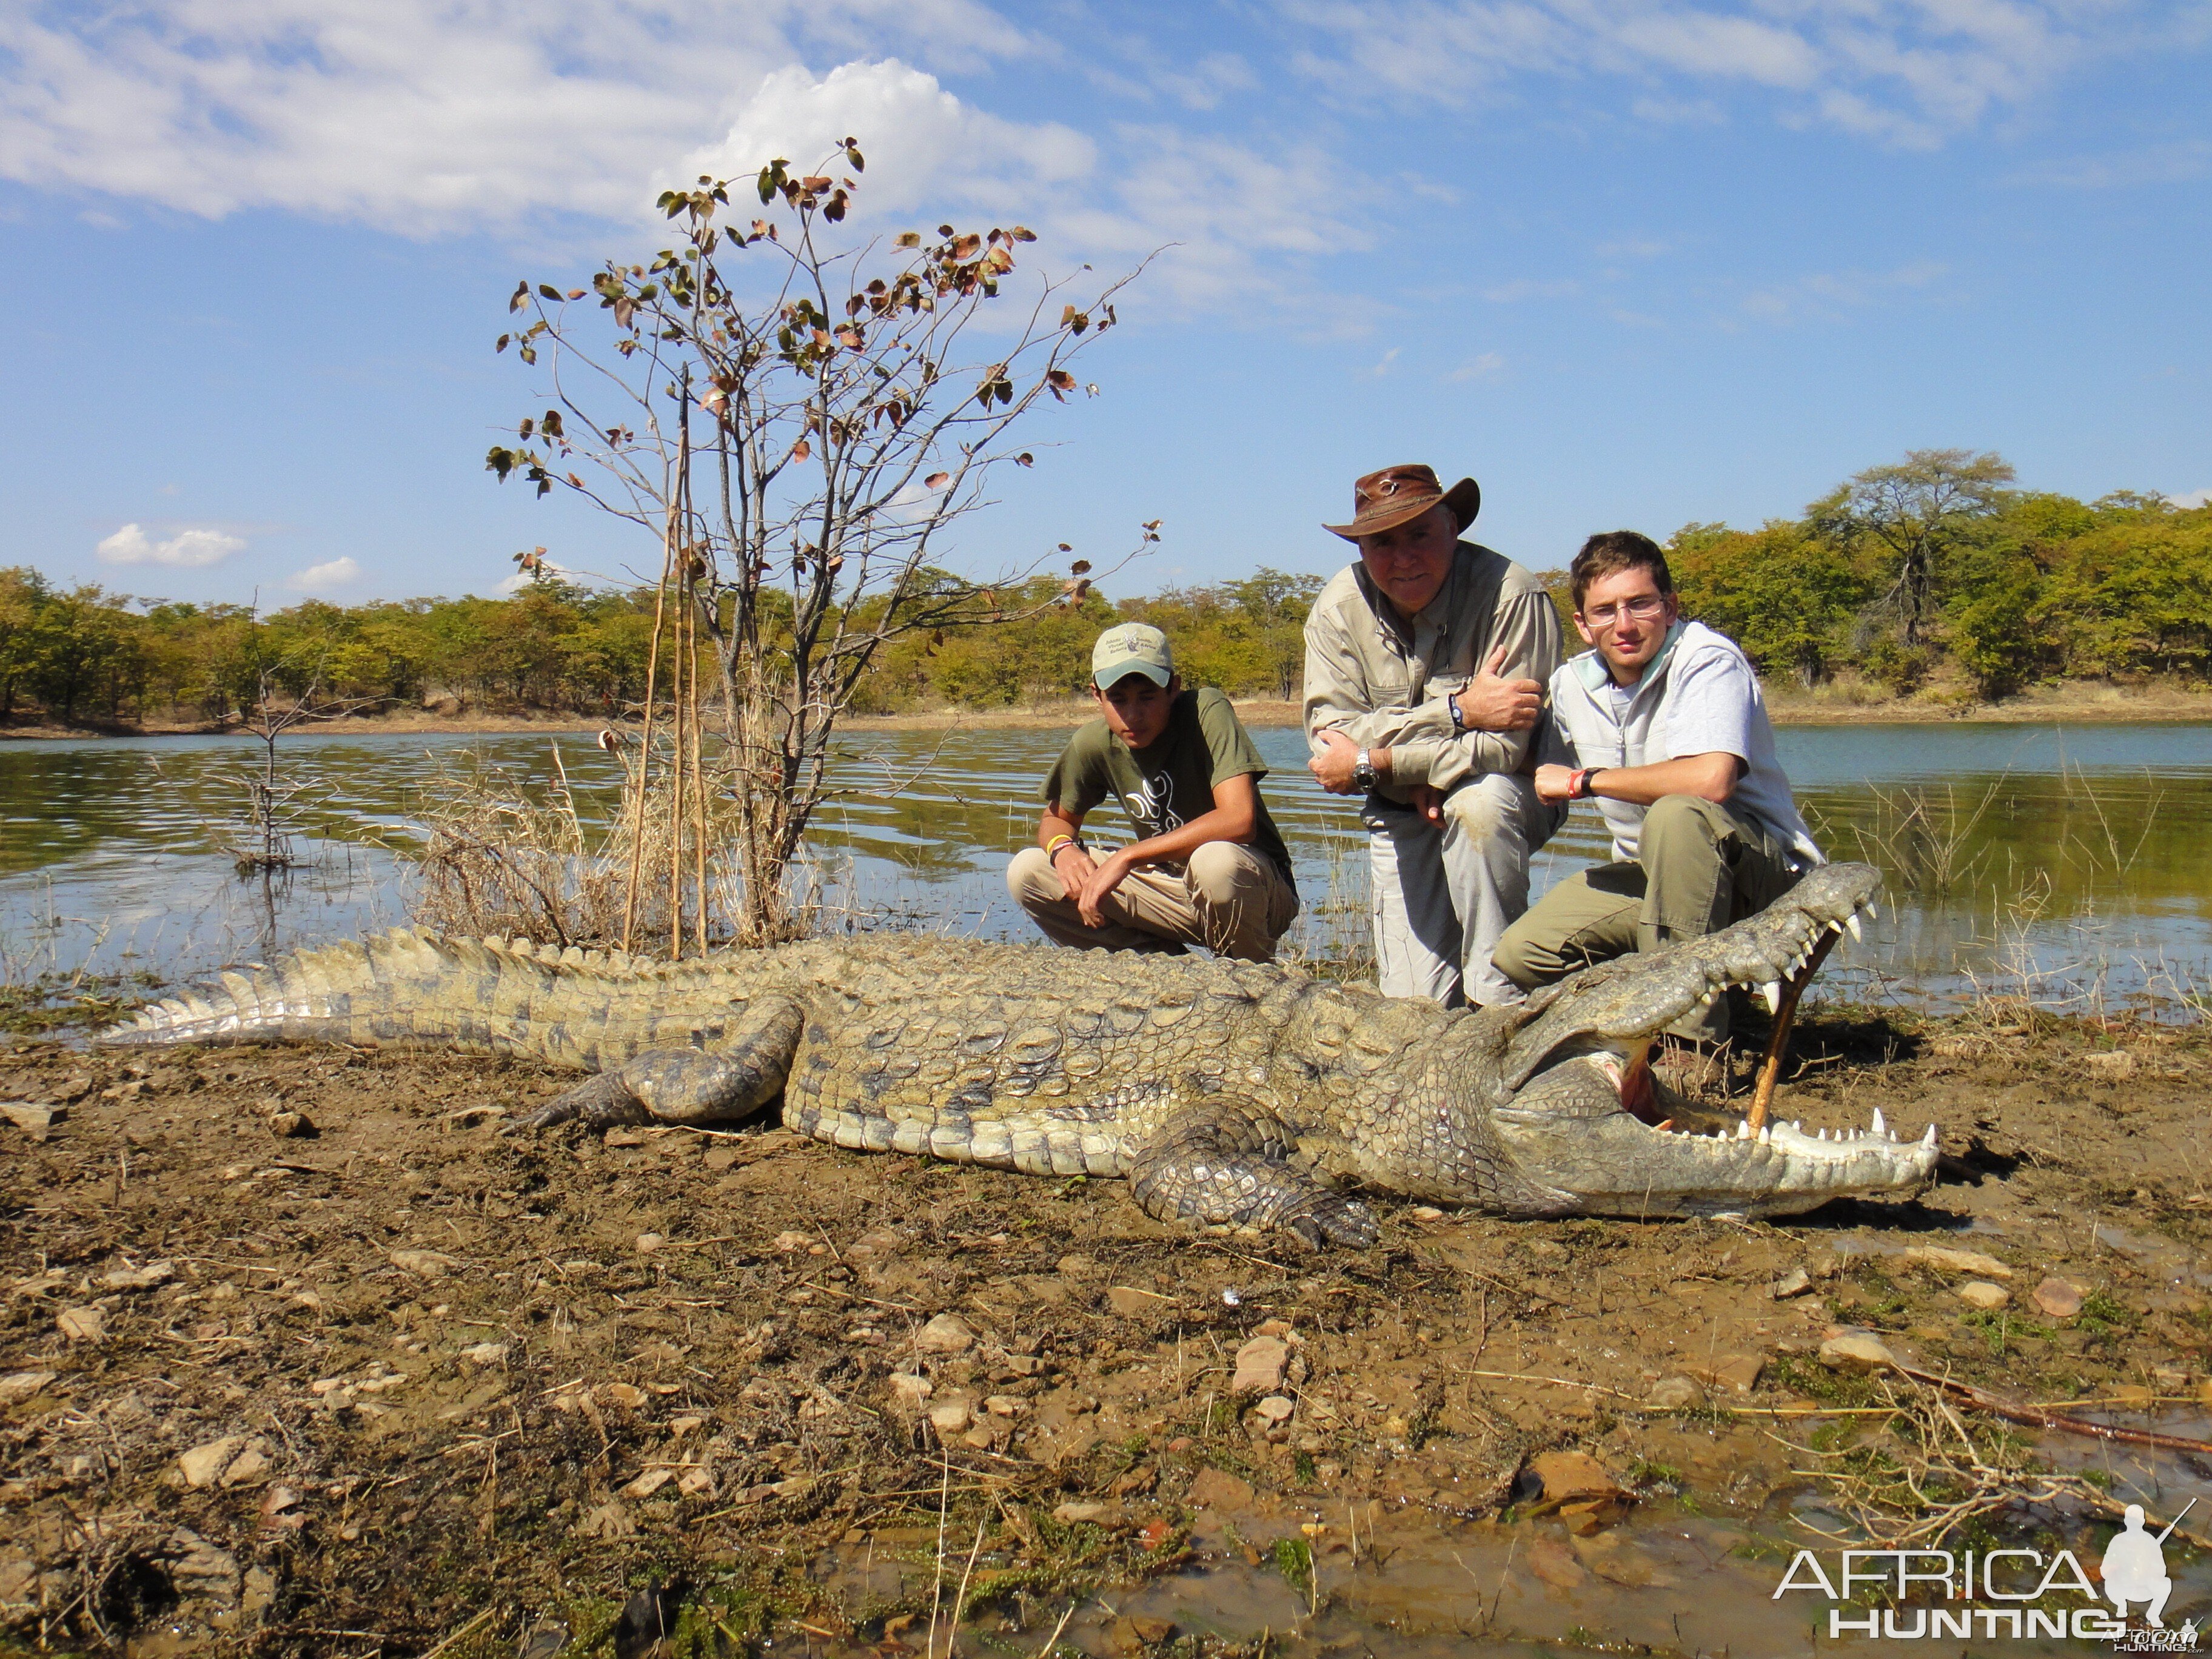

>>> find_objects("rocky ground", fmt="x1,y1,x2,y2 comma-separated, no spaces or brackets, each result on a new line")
1,993,2208,1657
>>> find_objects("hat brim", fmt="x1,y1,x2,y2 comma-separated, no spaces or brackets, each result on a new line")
1094,661,1173,691
1324,476,1481,542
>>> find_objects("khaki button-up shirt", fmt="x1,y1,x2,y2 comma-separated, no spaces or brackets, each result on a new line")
1302,541,1563,800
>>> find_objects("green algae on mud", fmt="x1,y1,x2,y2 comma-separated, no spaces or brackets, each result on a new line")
1,991,2208,1654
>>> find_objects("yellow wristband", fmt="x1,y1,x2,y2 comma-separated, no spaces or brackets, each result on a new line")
1046,834,1076,857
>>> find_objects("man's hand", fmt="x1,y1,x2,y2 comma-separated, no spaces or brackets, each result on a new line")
1309,728,1366,794
1051,843,1098,896
1454,643,1543,732
1534,763,1577,805
1075,850,1134,928
1409,783,1445,824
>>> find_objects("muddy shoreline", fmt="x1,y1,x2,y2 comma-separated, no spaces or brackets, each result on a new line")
2,998,2208,1655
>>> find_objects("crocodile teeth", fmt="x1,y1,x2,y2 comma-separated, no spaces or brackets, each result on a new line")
1737,1120,1753,1139
1760,981,1782,1015
1865,902,1879,922
1757,1125,1771,1144
1846,914,1863,942
1871,1108,1886,1137
1922,1123,1938,1147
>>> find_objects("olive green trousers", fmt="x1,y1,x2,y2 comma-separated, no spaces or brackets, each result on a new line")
1490,794,1805,1041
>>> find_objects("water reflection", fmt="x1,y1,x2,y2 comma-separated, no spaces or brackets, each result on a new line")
1,722,2208,1011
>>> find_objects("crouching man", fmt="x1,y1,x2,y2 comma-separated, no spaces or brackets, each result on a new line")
1493,531,1823,1044
1007,622,1299,961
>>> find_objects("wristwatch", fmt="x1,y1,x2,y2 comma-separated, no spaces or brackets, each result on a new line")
1352,748,1378,792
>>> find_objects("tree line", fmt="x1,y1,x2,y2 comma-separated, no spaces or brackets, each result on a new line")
4,452,2206,728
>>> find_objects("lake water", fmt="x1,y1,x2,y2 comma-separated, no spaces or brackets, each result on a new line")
2,722,2210,1016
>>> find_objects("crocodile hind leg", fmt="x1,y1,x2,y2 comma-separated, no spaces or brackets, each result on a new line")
508,995,806,1133
1127,1099,1379,1252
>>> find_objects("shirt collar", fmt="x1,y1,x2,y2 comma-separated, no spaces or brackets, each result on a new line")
1353,541,1471,645
1574,620,1687,698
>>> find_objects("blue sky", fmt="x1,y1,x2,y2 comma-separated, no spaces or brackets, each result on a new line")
2,0,2206,606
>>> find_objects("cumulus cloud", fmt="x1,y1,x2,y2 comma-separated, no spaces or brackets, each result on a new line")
1281,0,2191,146
96,523,245,568
289,556,361,591
0,0,1037,233
2170,488,2212,509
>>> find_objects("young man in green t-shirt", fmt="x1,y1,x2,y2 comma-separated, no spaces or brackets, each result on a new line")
1007,622,1301,961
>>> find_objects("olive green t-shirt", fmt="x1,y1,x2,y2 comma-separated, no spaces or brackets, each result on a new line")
1042,686,1295,884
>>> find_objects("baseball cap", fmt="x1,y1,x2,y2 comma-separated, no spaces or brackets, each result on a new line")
1091,622,1174,689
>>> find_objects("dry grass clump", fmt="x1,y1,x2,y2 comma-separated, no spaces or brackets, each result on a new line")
407,742,743,951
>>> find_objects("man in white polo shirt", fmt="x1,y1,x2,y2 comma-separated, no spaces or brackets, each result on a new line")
1492,531,1822,1044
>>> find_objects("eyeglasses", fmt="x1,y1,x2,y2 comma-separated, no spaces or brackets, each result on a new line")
1580,594,1669,629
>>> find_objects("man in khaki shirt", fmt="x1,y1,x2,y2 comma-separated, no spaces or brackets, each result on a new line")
1304,463,1564,1006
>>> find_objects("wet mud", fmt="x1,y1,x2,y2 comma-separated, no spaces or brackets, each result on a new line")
2,1001,2208,1655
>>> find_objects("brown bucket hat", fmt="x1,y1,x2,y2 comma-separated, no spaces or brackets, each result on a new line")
1324,463,1481,541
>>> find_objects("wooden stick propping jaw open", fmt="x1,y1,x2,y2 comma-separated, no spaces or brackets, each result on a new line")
1745,927,1840,1133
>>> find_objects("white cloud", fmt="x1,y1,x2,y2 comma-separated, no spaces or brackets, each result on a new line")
96,523,245,567
691,59,1094,218
1450,350,1506,381
289,556,361,591
2007,141,2212,189
2170,488,2212,509
1282,0,2191,146
1740,259,1948,323
0,1,1037,233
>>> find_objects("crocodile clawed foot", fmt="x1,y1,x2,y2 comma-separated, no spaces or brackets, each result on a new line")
1284,1195,1380,1252
501,1072,650,1136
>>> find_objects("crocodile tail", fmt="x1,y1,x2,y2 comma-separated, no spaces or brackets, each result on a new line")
92,930,640,1064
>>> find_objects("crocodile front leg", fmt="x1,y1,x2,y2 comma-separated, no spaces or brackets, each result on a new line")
1127,1099,1379,1252
508,995,806,1133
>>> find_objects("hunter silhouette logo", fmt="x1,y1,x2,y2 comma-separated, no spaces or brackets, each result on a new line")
2106,1501,2191,1628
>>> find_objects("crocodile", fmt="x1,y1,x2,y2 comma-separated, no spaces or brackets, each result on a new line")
96,862,1932,1247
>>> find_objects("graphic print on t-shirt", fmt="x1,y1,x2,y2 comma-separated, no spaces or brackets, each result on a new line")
1124,771,1184,836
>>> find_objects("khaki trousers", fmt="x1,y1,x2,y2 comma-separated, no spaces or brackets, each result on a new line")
1491,794,1804,1041
1007,842,1300,962
1364,772,1565,1008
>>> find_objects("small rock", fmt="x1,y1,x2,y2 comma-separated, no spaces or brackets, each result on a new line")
1109,1614,1176,1652
0,1371,59,1405
927,1399,973,1436
2033,1277,2084,1319
1905,1245,2012,1279
599,1382,648,1410
983,1394,1027,1418
1053,1500,1119,1525
389,1248,457,1279
2085,1049,2137,1077
1771,1268,1812,1299
1409,1205,1444,1220
1253,1395,1295,1426
603,1127,646,1147
634,1233,665,1253
1819,1331,1899,1373
915,1313,976,1354
621,1468,675,1500
0,1102,62,1137
1956,1281,2011,1311
55,1306,104,1342
53,1074,94,1103
178,1436,249,1488
1107,1286,1168,1318
1232,1335,1290,1394
772,1230,813,1253
1529,1450,1623,1503
886,1373,933,1410
1647,1375,1706,1410
100,1261,174,1292
1527,1534,1586,1589
0,1556,35,1606
267,1110,313,1139
1686,1354,1765,1395
222,1443,272,1486
577,1501,635,1539
1184,1467,1256,1510
458,1342,508,1367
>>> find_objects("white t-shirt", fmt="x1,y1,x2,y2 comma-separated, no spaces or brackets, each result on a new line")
1543,620,1823,867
